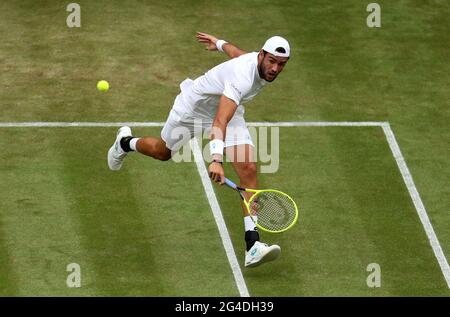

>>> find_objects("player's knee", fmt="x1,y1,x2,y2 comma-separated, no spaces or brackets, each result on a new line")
156,150,171,161
160,154,171,161
152,140,171,161
239,163,257,180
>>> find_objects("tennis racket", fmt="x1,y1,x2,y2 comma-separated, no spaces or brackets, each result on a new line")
224,178,299,233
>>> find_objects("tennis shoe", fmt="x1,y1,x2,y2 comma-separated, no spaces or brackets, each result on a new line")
107,126,132,171
245,241,281,268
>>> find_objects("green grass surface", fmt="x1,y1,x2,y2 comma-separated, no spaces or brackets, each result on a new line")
0,128,239,296
221,127,448,296
0,0,448,296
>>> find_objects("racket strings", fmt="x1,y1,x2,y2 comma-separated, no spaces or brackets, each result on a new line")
250,191,297,232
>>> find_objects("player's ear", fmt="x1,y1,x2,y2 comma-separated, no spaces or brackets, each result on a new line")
257,50,265,62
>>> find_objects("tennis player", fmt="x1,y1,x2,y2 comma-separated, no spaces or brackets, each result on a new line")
108,32,290,267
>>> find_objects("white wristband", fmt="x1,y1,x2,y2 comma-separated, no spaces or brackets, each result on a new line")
216,39,228,52
210,139,225,155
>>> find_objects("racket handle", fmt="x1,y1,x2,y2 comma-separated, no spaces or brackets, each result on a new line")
224,177,238,189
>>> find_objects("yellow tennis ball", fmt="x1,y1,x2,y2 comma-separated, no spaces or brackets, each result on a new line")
97,80,109,92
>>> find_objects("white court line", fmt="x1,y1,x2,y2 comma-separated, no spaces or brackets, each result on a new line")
0,121,386,128
0,122,166,127
382,124,450,289
1,121,448,289
190,138,250,297
247,121,387,127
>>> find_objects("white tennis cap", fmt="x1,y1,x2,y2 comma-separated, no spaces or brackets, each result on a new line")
262,36,290,58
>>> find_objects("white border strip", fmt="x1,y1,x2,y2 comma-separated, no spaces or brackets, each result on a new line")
383,124,450,289
247,121,387,127
0,122,166,127
0,121,387,128
190,138,250,297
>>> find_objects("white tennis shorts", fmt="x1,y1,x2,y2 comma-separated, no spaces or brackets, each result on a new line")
161,93,254,153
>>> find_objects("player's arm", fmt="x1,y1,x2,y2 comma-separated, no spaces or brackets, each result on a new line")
196,32,247,58
208,95,238,184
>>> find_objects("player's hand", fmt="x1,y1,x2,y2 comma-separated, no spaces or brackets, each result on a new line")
196,32,219,51
208,161,225,184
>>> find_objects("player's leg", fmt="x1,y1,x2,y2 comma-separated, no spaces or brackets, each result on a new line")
225,115,280,267
226,144,258,231
107,126,172,171
227,146,281,268
107,94,196,170
227,145,259,248
123,136,171,161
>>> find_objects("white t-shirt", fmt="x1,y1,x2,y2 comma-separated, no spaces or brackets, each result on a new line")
177,52,267,120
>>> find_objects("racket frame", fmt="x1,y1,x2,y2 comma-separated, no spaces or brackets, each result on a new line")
224,178,299,233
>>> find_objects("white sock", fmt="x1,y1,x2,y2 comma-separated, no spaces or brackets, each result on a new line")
130,138,140,151
244,216,258,232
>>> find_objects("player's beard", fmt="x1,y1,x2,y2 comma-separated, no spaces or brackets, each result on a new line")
258,61,278,82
